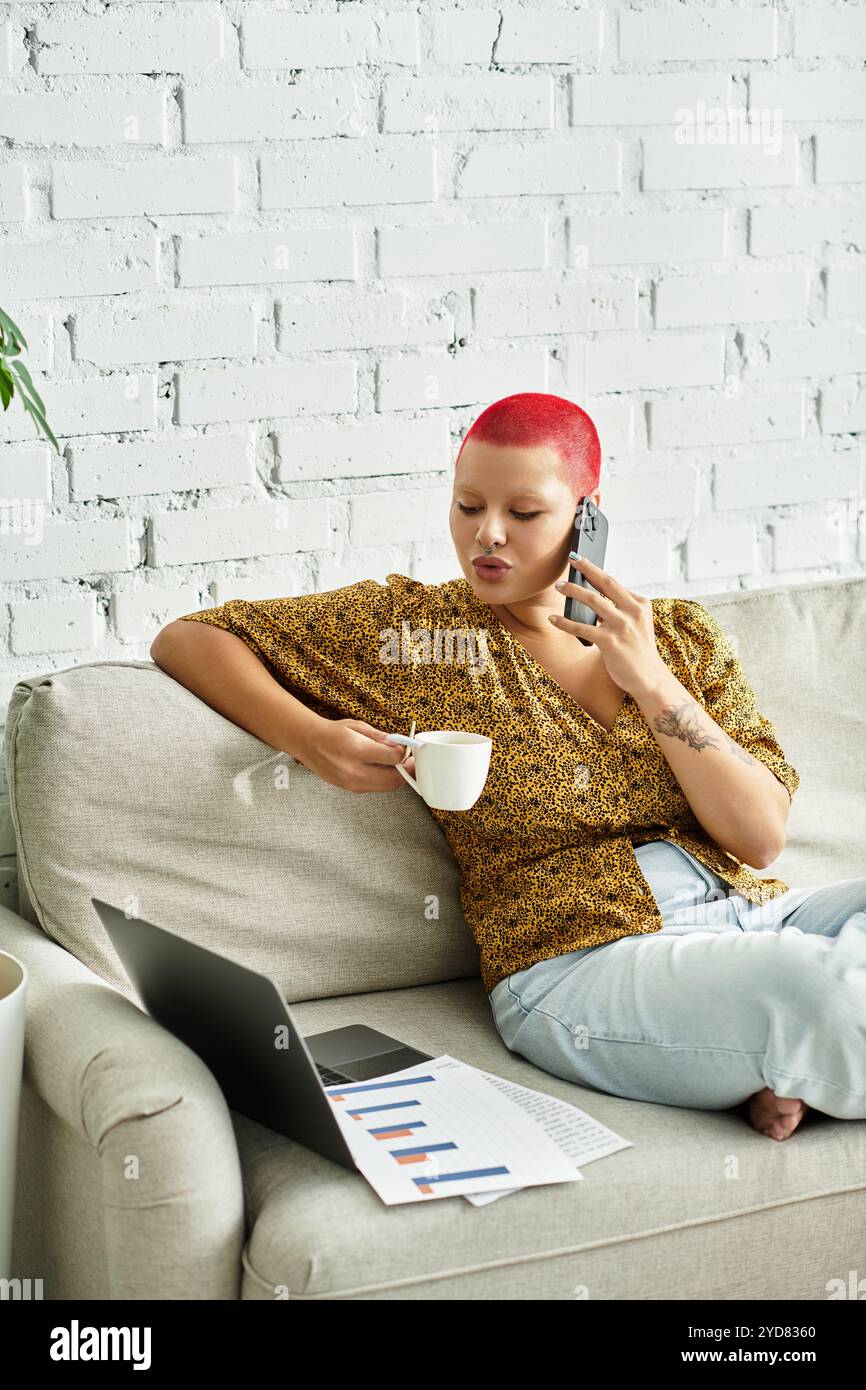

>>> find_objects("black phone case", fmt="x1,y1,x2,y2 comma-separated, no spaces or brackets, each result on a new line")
564,498,609,647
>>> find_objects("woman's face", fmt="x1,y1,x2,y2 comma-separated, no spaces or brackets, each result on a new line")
450,438,601,604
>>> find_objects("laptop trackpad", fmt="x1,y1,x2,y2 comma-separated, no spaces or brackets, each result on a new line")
336,1045,433,1081
304,1024,432,1078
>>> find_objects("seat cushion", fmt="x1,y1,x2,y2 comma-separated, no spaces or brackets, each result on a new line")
2,661,478,1003
235,977,866,1300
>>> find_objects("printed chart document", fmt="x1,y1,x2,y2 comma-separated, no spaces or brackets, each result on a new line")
322,1054,579,1205
463,1066,633,1206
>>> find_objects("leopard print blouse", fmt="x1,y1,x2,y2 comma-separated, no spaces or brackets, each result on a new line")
179,573,800,995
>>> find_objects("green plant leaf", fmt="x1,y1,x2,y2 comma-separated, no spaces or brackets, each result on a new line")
0,306,28,354
0,306,60,450
21,392,60,453
9,357,47,414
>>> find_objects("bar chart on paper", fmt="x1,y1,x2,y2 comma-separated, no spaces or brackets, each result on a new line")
323,1054,580,1205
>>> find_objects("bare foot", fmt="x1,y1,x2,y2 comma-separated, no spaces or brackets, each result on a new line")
748,1086,809,1141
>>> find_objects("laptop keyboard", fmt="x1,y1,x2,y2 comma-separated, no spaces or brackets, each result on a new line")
315,1062,353,1086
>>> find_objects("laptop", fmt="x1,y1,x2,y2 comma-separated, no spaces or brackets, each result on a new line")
91,896,434,1173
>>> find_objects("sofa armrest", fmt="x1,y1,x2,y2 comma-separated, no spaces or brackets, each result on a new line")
0,905,246,1299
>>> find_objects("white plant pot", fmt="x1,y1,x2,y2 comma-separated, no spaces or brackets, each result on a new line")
0,952,27,1281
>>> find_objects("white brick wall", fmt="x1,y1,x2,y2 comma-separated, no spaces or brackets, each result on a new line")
0,2,865,906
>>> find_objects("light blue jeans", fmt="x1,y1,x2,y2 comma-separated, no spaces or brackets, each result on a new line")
489,839,866,1119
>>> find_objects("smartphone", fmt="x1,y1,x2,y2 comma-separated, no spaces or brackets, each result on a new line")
564,497,609,647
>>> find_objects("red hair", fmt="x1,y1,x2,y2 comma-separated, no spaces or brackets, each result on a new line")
455,393,602,502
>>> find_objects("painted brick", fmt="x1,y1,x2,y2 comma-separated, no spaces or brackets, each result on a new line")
654,271,809,328
749,205,866,255
569,210,727,265
749,72,866,122
793,4,866,57
474,281,638,337
52,157,238,218
274,415,451,483
715,450,862,510
178,228,356,288
70,432,254,499
578,398,635,459
174,362,355,426
0,310,52,372
600,465,700,521
376,347,548,412
35,6,224,74
0,446,52,502
276,291,454,353
0,517,131,581
816,131,866,185
642,134,798,191
0,164,27,221
260,142,436,209
377,219,547,277
0,375,157,443
571,75,738,125
0,91,165,144
150,499,331,566
382,75,554,133
434,9,603,63
459,140,621,197
184,84,364,143
772,513,849,570
72,299,256,366
0,236,159,298
114,585,207,642
685,525,758,582
820,386,866,434
649,390,806,448
242,10,419,68
619,9,777,61
349,486,453,547
9,595,97,654
742,326,866,381
211,573,312,603
587,331,724,393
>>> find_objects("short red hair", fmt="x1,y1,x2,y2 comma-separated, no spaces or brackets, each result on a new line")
455,392,602,502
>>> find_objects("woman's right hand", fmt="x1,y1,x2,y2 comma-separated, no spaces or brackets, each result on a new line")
295,716,416,793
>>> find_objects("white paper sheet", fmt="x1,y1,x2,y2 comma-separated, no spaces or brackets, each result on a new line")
462,1066,633,1205
321,1053,580,1205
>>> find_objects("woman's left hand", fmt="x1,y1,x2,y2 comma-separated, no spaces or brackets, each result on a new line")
551,554,668,697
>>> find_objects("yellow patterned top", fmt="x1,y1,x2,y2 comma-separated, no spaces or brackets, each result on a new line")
179,574,800,995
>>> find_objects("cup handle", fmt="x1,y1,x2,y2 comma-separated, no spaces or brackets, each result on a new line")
395,761,423,796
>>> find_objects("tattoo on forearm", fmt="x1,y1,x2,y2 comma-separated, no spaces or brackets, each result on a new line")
653,700,756,768
653,701,718,750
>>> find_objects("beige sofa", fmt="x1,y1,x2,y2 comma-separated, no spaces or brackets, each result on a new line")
2,572,865,1300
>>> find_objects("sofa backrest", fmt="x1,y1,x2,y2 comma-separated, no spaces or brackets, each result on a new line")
4,573,864,1004
683,574,866,890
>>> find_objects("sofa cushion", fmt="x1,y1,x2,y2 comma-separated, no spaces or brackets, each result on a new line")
2,661,478,1002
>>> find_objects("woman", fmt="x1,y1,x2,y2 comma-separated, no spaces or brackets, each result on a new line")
151,392,866,1143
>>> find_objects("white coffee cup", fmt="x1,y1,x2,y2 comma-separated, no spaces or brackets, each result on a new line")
388,730,492,811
